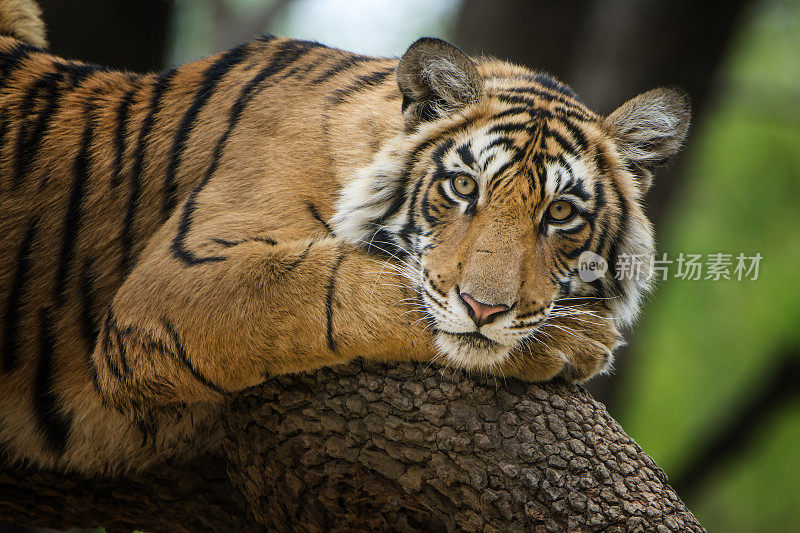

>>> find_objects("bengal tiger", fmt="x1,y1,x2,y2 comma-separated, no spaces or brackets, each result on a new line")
0,0,690,473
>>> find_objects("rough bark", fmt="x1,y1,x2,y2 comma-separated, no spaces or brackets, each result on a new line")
1,360,703,532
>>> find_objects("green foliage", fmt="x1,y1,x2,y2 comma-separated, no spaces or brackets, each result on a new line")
619,1,800,530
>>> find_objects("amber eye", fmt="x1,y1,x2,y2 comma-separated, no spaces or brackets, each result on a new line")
451,175,478,198
547,200,574,222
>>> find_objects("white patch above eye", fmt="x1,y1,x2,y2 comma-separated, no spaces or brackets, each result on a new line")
543,154,590,200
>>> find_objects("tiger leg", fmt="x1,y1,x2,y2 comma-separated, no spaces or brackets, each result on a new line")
503,301,623,383
91,236,437,416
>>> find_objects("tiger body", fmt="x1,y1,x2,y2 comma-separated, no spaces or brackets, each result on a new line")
0,4,689,473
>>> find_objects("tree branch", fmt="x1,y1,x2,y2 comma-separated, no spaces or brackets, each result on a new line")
224,360,703,531
1,361,703,532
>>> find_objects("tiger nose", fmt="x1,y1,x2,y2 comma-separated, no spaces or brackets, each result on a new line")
459,292,511,328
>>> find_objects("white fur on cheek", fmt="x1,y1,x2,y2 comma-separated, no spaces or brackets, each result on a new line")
330,138,409,247
605,212,655,328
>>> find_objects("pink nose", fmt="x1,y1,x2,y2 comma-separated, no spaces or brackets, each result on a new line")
459,292,511,328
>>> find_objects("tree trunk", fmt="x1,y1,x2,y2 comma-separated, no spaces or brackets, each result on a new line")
0,360,702,532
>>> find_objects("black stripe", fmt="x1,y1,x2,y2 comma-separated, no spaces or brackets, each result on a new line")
34,309,72,455
111,84,140,188
58,62,103,84
421,184,442,226
398,174,426,247
310,54,373,84
435,181,458,207
282,242,313,273
274,51,334,82
172,40,319,265
163,42,254,219
493,106,533,120
431,138,455,169
86,346,106,404
544,123,577,154
0,108,8,195
532,73,576,98
509,73,577,98
558,279,572,296
307,202,333,233
79,257,99,352
557,118,589,152
0,107,8,151
256,33,277,43
122,69,178,273
0,41,37,90
424,289,448,310
491,73,578,100
327,66,394,105
363,228,406,258
482,136,519,155
100,310,124,380
13,68,62,188
488,122,536,136
487,160,514,187
495,87,591,120
427,278,448,299
325,252,346,352
111,320,130,376
162,319,227,395
495,92,591,122
456,141,476,168
54,97,96,306
1,218,38,373
555,221,589,236
211,235,277,247
604,180,629,296
14,63,99,190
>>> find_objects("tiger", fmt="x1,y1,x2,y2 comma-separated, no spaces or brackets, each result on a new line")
0,0,690,474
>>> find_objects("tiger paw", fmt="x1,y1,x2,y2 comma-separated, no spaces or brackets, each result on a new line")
502,310,624,383
546,311,624,383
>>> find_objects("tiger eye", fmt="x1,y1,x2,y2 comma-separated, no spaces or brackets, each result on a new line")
548,200,573,221
452,176,477,197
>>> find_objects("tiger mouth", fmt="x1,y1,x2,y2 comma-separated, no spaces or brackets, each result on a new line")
441,330,502,350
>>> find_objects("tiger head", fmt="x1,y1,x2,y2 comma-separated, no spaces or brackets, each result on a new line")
333,38,690,370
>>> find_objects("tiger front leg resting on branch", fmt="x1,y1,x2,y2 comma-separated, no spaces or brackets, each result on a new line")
91,234,438,415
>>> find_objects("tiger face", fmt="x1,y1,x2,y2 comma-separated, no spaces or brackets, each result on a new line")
334,38,690,372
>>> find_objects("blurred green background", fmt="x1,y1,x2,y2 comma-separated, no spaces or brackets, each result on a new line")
24,0,800,531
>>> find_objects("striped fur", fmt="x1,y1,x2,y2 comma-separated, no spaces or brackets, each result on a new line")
0,12,689,472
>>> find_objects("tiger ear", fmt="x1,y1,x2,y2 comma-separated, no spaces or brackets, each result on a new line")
397,37,482,129
604,88,691,192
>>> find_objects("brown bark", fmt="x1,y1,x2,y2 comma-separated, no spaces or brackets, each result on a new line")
1,360,702,532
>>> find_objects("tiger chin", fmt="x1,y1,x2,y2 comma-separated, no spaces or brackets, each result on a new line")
0,0,689,473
